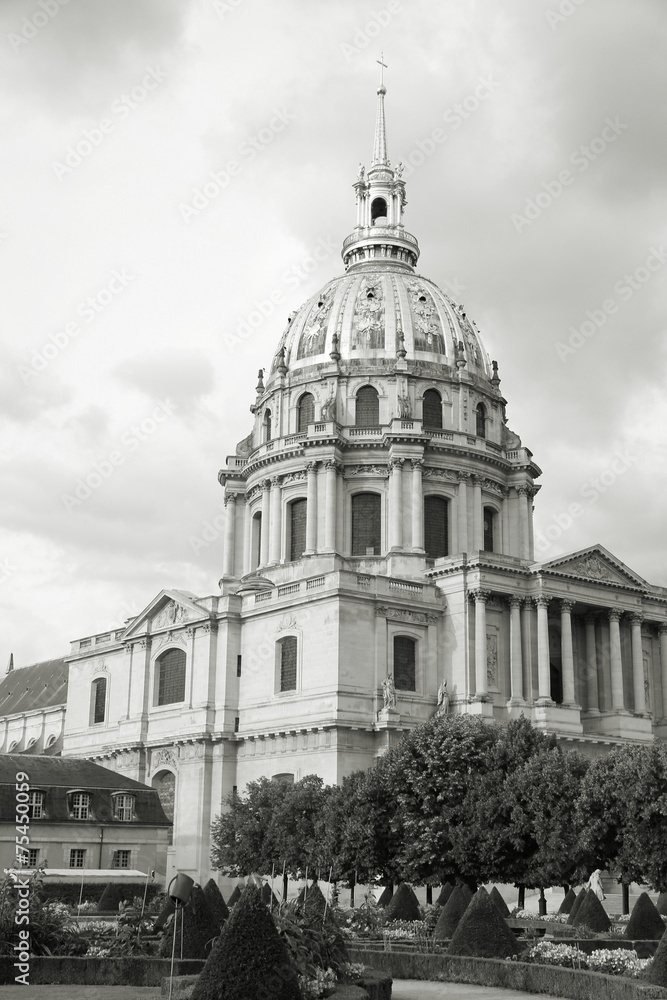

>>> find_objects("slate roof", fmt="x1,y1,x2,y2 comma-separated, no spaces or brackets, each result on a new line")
0,658,68,715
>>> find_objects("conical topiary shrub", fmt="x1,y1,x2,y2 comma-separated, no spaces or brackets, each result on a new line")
434,884,473,939
227,883,243,907
436,882,453,907
558,888,577,915
625,892,665,940
158,884,221,960
567,888,588,925
153,896,176,931
489,886,510,917
448,887,522,958
261,881,281,910
657,892,667,916
377,885,394,907
574,890,610,933
383,882,421,922
203,878,229,928
97,882,132,912
646,919,667,987
191,883,301,1000
300,883,328,921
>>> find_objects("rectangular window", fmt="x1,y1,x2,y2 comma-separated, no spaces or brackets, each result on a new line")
113,794,135,822
69,848,86,869
279,636,297,692
27,848,39,868
28,791,44,820
424,496,449,559
351,493,381,556
290,498,307,560
92,677,107,724
71,792,90,820
234,716,239,732
236,655,242,677
394,635,416,691
112,850,131,869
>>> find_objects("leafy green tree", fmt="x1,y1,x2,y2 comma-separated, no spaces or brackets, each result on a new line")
271,774,330,879
210,777,291,876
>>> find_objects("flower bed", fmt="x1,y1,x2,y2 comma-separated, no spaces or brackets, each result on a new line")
528,940,651,976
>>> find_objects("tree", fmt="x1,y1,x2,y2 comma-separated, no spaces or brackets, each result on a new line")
210,777,291,876
271,775,330,879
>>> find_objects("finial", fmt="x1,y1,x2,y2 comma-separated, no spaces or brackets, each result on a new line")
276,346,287,376
396,330,407,359
377,53,387,88
490,360,501,388
329,332,341,362
6,652,14,674
255,368,265,395
455,341,467,370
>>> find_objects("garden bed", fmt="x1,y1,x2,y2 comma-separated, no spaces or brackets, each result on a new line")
348,947,667,999
161,967,391,999
0,956,204,986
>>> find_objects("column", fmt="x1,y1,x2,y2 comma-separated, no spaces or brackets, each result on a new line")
472,476,483,550
457,473,469,553
584,616,600,714
242,496,252,575
260,480,271,566
536,595,551,703
305,461,318,555
509,597,525,705
521,598,534,702
501,489,511,556
389,458,404,550
509,487,520,557
324,460,337,552
660,626,667,720
222,493,236,577
518,487,530,560
527,488,536,560
269,476,281,563
411,459,424,552
471,590,489,700
560,600,576,705
608,609,625,711
630,614,646,714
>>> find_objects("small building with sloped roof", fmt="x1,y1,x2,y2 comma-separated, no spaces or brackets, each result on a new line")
0,658,68,755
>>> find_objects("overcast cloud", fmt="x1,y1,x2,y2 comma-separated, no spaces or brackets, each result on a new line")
1,0,666,666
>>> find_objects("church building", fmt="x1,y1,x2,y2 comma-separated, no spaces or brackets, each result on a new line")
4,83,667,885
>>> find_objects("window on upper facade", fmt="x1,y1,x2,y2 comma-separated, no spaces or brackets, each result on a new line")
112,849,131,869
298,392,315,432
263,409,272,442
28,791,44,820
371,197,388,224
113,794,135,822
278,636,297,692
422,389,443,429
252,511,262,569
92,676,107,724
351,492,381,555
156,648,186,706
476,402,486,438
355,385,379,427
424,496,449,559
272,773,295,784
70,792,90,820
394,636,416,691
483,507,496,552
69,848,86,869
289,498,307,561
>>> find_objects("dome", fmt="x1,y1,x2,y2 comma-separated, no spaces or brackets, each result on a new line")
267,269,492,386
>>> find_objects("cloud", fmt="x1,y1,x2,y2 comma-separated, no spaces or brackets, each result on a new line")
113,350,215,416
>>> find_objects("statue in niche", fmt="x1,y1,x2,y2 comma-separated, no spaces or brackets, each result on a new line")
436,679,449,717
382,675,397,710
397,392,412,418
320,390,337,421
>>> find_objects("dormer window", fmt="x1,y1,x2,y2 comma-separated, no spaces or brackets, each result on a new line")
113,793,135,822
28,791,44,820
70,792,90,820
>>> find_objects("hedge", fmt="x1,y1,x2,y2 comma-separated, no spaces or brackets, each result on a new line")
36,880,161,906
162,969,391,1000
0,957,203,987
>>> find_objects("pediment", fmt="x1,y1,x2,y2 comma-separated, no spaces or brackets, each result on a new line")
538,546,648,590
121,590,209,640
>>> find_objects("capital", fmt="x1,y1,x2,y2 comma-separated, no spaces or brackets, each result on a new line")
509,596,523,611
659,623,667,637
535,595,550,609
390,457,405,471
223,492,237,507
306,461,319,474
411,458,424,471
457,471,470,483
560,599,575,614
517,486,529,498
629,613,644,627
469,589,491,604
609,608,623,623
325,459,339,472
261,479,271,491
270,475,281,488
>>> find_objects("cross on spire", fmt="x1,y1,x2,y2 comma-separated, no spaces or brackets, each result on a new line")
377,53,387,87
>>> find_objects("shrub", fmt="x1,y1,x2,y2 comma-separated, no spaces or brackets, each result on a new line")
203,879,229,928
657,891,667,916
646,919,667,987
434,884,472,940
261,881,281,910
447,887,522,959
435,882,453,907
625,891,665,941
383,883,421,923
275,900,348,979
566,888,588,925
226,884,243,907
300,883,332,925
158,884,220,960
97,882,136,912
191,884,301,1000
489,886,510,918
558,888,576,915
377,885,393,907
573,891,611,933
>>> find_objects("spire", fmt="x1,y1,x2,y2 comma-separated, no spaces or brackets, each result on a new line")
371,54,389,167
6,652,14,674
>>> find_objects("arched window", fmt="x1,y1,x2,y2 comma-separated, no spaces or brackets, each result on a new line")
424,496,449,559
297,393,314,432
272,773,295,784
371,197,387,224
394,636,416,691
355,385,379,427
156,648,186,706
351,492,381,555
483,507,496,552
290,498,307,561
423,389,443,429
278,636,297,692
252,511,262,569
91,677,107,724
263,409,272,442
475,402,486,438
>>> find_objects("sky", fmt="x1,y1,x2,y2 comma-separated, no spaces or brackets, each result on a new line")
2,0,666,667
